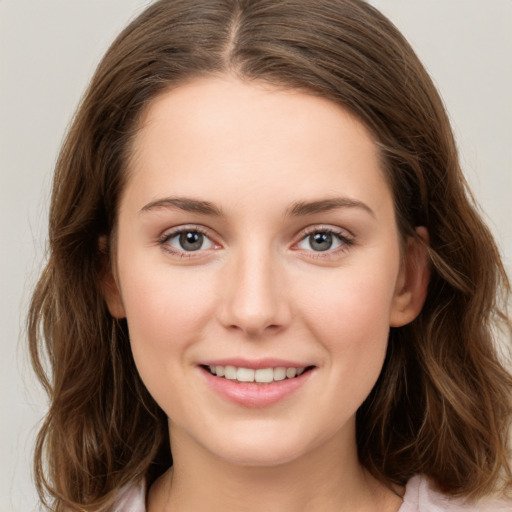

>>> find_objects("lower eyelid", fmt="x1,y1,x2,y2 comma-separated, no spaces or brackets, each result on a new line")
172,233,214,250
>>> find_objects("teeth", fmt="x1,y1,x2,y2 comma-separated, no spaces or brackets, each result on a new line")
286,367,297,379
206,365,308,383
237,367,255,382
255,368,273,383
273,367,286,381
224,365,237,380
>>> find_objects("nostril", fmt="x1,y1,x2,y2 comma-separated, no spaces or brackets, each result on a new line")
225,321,283,337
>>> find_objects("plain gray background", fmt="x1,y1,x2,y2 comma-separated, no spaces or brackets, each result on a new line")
1,1,511,510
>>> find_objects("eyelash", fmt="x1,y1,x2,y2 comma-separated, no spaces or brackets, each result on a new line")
158,226,217,258
157,225,355,259
295,226,354,259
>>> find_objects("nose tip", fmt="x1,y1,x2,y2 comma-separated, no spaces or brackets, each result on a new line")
220,285,288,337
217,255,290,337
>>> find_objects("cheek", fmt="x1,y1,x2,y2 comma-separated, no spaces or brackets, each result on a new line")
296,263,398,395
118,264,216,375
119,265,222,422
298,260,398,335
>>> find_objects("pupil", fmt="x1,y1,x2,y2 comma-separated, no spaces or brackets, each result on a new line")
310,232,332,251
180,232,203,251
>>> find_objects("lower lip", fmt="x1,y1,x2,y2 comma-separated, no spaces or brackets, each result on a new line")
201,367,313,408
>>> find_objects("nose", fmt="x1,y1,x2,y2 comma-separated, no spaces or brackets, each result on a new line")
216,245,291,337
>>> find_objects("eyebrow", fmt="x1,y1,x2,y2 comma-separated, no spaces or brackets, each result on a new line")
140,195,374,218
286,197,375,218
140,197,223,216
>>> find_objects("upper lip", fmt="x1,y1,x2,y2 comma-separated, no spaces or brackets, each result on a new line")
199,358,313,370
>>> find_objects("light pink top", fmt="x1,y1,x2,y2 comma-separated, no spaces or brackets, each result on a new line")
112,474,512,511
399,475,511,511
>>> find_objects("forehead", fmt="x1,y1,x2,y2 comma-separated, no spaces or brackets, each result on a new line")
123,75,393,218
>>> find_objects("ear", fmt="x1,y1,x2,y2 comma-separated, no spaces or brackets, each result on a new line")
389,227,430,327
98,235,126,319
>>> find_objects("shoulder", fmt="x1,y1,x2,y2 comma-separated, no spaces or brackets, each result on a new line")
111,480,146,512
109,475,512,512
400,475,512,512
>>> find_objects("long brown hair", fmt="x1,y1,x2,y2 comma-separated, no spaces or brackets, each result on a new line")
29,0,512,510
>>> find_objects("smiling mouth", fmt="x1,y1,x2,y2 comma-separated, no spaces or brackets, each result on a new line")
202,365,314,384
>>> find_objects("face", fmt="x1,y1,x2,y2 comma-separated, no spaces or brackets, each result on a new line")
105,75,428,467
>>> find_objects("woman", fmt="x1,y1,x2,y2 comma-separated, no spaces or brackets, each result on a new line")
29,1,512,510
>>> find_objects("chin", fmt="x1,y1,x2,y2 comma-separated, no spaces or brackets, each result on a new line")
213,440,308,467
192,419,333,468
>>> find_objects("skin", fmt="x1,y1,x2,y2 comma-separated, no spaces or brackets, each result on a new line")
104,75,429,511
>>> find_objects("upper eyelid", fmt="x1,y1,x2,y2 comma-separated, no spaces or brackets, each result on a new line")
160,224,213,239
297,224,354,240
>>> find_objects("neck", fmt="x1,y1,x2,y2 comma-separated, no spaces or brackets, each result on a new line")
148,422,403,512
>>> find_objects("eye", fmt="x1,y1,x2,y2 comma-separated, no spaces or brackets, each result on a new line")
162,229,216,252
296,229,351,253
